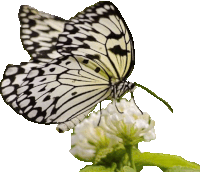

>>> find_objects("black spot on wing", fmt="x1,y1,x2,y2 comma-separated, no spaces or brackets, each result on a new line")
71,92,77,96
82,59,89,64
109,45,129,56
49,68,55,72
43,95,50,101
95,67,100,73
86,54,100,60
38,87,46,92
65,61,71,65
40,78,46,82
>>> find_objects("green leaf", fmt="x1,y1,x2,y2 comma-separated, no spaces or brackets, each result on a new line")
80,163,116,172
94,147,113,164
123,166,137,172
164,166,200,172
94,144,126,165
131,150,200,170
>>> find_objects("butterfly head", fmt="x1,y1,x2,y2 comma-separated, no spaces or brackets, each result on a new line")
127,82,136,93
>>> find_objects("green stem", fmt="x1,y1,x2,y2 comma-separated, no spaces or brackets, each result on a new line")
125,145,137,171
134,82,173,113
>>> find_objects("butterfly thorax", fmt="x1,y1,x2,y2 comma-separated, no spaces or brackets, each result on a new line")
110,81,135,99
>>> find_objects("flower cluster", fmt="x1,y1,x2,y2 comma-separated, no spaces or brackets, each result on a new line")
70,99,156,161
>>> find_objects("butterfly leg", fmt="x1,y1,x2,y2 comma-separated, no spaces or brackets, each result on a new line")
97,102,102,126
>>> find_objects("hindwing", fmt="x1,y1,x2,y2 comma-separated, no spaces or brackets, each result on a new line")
1,56,111,130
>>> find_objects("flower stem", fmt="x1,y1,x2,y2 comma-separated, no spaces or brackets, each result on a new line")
125,145,137,170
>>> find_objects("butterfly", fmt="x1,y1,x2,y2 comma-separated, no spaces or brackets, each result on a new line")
0,1,135,132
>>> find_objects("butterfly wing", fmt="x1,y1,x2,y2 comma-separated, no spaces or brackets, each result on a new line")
19,5,66,59
1,2,134,131
0,58,51,113
1,56,111,130
56,1,135,82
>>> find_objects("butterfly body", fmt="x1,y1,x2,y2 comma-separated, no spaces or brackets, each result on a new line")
0,1,135,132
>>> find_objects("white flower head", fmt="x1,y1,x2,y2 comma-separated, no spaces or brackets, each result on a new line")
70,98,156,160
70,112,120,161
100,99,156,145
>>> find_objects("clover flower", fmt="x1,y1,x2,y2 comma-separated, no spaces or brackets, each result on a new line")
70,98,156,161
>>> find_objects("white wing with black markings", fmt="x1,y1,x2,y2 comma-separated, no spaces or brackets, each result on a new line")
56,1,135,82
1,1,135,132
1,56,111,131
19,5,66,59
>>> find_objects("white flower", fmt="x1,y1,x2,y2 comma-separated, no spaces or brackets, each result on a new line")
70,98,156,160
70,112,120,160
100,99,156,145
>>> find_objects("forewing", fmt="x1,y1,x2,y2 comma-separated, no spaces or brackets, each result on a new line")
19,5,66,59
56,1,135,81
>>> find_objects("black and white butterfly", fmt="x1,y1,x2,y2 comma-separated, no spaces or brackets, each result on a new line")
0,1,135,132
